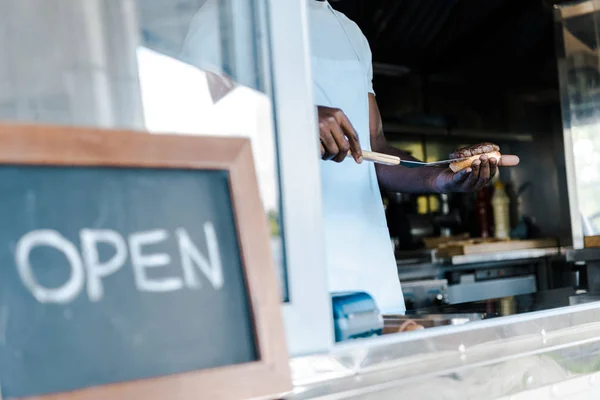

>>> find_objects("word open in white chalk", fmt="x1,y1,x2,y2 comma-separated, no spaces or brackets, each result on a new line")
14,223,224,304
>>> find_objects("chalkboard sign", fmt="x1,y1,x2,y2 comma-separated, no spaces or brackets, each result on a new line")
0,125,290,400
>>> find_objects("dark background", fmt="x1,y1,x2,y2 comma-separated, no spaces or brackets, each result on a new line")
331,0,575,244
332,0,567,134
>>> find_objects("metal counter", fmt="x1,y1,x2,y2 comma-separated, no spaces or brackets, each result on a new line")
434,247,565,266
398,246,568,307
287,302,600,399
397,246,565,270
412,287,577,317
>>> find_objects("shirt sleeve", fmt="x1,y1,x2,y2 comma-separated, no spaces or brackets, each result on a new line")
358,26,375,95
365,43,375,95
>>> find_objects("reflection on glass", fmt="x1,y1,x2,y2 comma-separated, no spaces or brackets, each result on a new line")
136,48,285,299
0,0,287,300
137,47,277,220
556,3,600,237
572,126,600,232
0,1,144,129
138,0,287,300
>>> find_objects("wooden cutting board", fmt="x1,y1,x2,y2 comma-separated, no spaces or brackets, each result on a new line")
423,233,470,249
436,238,559,258
585,235,600,248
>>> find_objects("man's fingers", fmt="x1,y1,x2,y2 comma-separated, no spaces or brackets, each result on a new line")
452,167,471,184
489,157,498,179
476,155,490,189
329,124,351,163
338,113,363,163
317,107,362,164
499,155,520,167
320,132,339,161
464,159,481,188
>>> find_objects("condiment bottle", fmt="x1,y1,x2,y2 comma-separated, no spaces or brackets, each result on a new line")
492,181,510,239
500,296,516,316
476,188,491,238
440,194,452,238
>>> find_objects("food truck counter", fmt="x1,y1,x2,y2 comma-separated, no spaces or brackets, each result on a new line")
287,301,600,399
411,287,577,318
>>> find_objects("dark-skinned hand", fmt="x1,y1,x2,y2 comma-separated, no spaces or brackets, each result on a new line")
434,154,521,193
317,106,363,163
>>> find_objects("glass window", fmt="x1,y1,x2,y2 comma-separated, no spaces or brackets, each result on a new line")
137,0,287,300
556,3,600,243
0,0,287,300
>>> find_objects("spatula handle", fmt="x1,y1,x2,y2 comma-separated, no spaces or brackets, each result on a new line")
347,150,401,166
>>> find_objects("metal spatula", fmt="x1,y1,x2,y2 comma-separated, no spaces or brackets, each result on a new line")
349,150,470,168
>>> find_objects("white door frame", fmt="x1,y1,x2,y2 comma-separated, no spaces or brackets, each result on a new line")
267,0,333,356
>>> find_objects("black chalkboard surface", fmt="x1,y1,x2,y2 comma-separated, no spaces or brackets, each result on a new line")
0,166,257,398
0,125,291,400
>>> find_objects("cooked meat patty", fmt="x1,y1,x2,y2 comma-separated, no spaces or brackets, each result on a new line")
448,142,502,173
449,143,500,160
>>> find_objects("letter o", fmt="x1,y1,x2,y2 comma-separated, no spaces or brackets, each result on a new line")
16,230,85,304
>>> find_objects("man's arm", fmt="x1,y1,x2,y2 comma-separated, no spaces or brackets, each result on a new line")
314,95,519,193
369,99,420,163
369,94,500,194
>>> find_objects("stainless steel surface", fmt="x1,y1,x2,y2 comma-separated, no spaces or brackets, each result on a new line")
289,303,600,399
401,279,447,290
398,156,470,168
384,314,482,332
570,292,600,305
567,248,600,263
586,260,600,293
396,249,436,266
566,249,600,292
398,247,564,288
387,313,483,325
396,263,440,283
401,279,448,309
414,313,483,324
357,151,470,167
446,275,537,305
497,371,600,400
435,247,565,265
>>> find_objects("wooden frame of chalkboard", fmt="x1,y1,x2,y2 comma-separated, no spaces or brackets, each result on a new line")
0,124,291,400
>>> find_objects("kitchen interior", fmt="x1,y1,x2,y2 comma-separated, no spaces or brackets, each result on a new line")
139,0,600,333
333,0,599,328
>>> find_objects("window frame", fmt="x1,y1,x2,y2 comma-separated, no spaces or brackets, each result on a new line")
267,0,333,356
